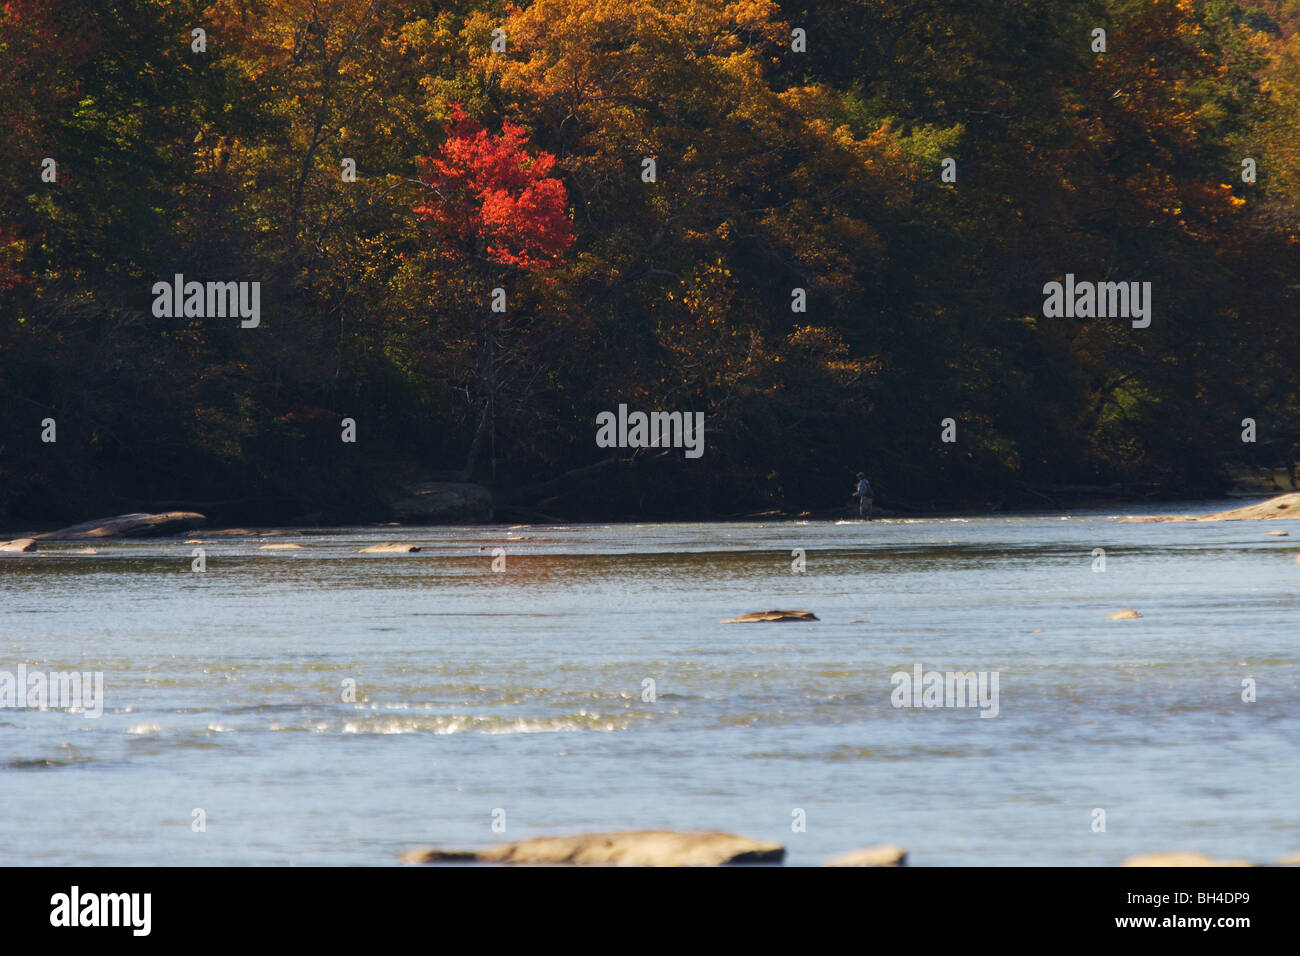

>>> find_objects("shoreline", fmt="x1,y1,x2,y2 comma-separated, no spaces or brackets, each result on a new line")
6,464,1297,537
3,491,1296,542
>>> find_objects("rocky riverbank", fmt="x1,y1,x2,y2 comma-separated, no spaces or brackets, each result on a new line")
1121,492,1300,523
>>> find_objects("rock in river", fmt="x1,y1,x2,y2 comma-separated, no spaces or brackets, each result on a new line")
36,512,206,540
1123,852,1252,867
400,830,785,866
825,844,908,867
721,610,819,623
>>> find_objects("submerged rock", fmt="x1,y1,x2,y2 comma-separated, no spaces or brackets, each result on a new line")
400,830,785,866
36,512,205,540
1123,852,1252,867
1122,493,1300,523
825,844,908,867
1106,609,1142,620
721,610,819,623
357,543,421,554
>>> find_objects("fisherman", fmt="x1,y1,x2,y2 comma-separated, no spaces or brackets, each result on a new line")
852,472,873,520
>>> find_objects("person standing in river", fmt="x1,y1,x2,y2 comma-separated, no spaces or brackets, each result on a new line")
852,472,873,520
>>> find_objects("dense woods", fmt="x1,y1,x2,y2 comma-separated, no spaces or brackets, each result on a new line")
2,0,1299,523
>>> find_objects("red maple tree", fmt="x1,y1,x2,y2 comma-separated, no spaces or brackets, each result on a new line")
413,105,574,269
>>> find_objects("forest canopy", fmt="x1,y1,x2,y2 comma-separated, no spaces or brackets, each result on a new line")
2,0,1298,523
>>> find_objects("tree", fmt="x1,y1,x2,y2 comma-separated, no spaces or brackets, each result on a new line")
410,103,575,478
414,104,575,268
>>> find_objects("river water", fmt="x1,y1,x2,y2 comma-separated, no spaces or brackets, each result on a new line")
2,502,1297,865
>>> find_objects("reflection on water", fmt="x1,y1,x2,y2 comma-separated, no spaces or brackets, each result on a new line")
1,505,1298,864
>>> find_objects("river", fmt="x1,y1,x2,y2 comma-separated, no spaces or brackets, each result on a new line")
2,501,1297,865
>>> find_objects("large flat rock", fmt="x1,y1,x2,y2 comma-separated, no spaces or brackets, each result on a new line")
1122,493,1300,523
0,537,36,552
35,512,206,540
1123,852,1253,867
391,482,492,524
721,610,819,623
825,844,908,867
400,830,785,866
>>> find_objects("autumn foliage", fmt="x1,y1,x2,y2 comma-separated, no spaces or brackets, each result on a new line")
414,105,574,269
1,0,1299,523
